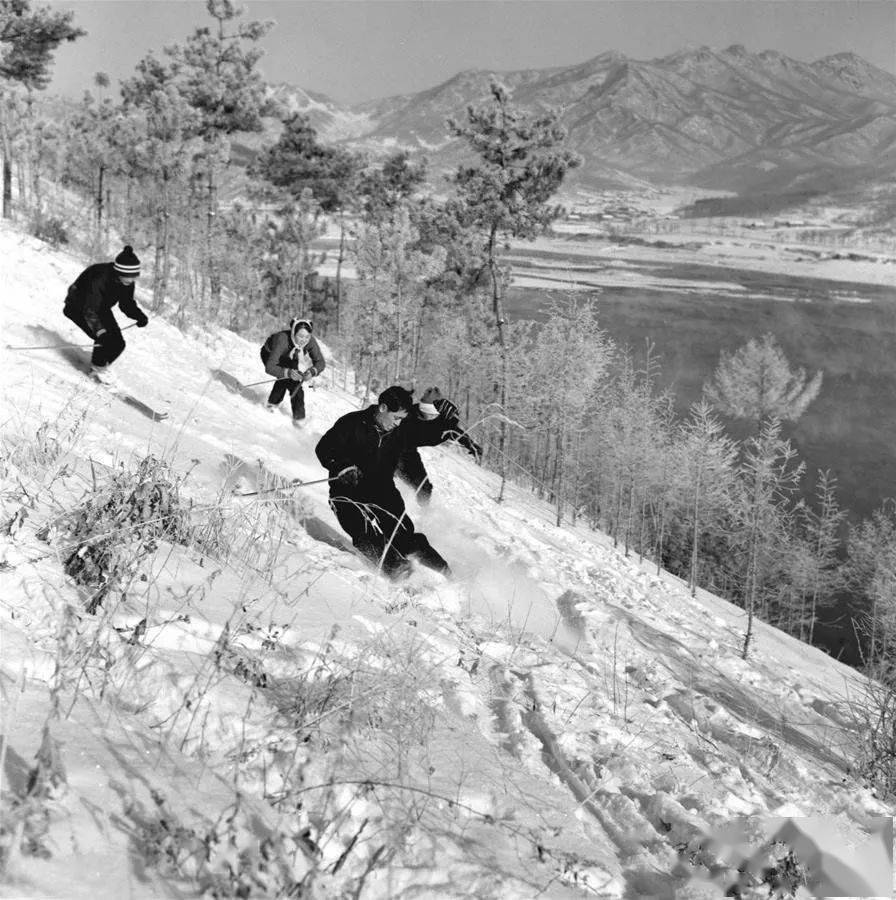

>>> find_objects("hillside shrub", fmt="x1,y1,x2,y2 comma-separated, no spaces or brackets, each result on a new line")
131,789,311,898
30,215,69,247
48,455,192,613
851,661,896,799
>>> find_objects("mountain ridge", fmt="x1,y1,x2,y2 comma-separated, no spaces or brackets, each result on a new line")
268,45,896,193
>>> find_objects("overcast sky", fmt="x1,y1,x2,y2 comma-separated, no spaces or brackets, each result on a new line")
46,0,896,105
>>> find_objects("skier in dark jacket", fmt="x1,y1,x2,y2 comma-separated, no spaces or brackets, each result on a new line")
396,387,482,504
315,386,456,579
63,244,148,382
260,318,326,426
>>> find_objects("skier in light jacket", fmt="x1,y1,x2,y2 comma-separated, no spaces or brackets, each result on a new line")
260,318,326,426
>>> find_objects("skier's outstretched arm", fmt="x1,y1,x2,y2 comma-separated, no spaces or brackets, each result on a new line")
408,395,464,448
118,287,148,326
431,398,482,460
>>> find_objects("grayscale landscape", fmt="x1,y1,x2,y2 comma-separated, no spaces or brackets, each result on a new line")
2,3,895,898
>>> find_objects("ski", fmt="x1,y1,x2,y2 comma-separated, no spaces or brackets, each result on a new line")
119,394,169,421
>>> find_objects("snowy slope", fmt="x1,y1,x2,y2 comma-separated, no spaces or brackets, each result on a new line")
1,219,893,899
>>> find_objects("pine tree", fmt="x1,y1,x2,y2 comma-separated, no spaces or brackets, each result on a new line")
704,333,822,429
358,150,425,223
0,0,83,217
675,399,739,597
254,112,357,210
253,112,360,329
521,297,613,525
261,187,325,321
846,504,896,667
353,203,446,385
65,80,132,252
150,0,273,307
796,470,845,643
734,418,805,658
121,53,202,306
448,80,580,501
591,345,674,557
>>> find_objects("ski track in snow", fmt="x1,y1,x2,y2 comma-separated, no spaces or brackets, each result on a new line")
1,221,894,899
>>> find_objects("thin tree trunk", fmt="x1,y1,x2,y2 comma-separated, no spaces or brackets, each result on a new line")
487,231,508,503
554,424,565,527
159,176,172,305
625,474,637,557
206,159,221,307
104,185,111,252
571,430,582,526
153,212,164,309
335,211,346,333
1,106,12,218
96,163,105,242
364,353,374,406
689,475,703,596
742,526,760,659
2,153,12,218
394,281,402,382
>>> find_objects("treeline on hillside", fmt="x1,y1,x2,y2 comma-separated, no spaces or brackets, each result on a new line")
4,0,896,671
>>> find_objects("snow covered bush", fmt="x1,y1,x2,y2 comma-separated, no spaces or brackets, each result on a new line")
0,721,68,876
45,454,192,613
1,410,88,529
130,789,311,898
29,215,69,248
851,661,896,799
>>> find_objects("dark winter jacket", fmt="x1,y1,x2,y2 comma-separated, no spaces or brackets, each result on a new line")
64,262,147,336
261,330,326,381
315,405,449,499
432,399,482,459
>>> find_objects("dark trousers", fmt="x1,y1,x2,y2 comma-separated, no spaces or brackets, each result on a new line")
63,305,125,367
267,379,305,419
396,448,433,503
329,487,449,578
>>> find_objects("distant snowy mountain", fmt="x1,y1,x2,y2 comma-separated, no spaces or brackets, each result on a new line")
264,83,376,141
267,46,896,193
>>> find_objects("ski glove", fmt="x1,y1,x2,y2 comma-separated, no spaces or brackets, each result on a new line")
336,466,361,487
301,369,315,383
287,369,302,382
335,465,362,487
134,312,149,328
434,398,459,422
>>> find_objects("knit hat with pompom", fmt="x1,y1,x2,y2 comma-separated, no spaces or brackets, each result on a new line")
113,245,140,277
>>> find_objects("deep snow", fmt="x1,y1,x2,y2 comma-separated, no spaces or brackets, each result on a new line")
1,220,893,898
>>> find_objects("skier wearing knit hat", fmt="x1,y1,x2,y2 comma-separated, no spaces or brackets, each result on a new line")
396,387,482,503
259,318,326,426
63,244,148,383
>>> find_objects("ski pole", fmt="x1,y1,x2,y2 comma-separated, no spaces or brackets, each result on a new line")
243,374,320,388
232,475,337,497
7,323,138,352
7,340,95,351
